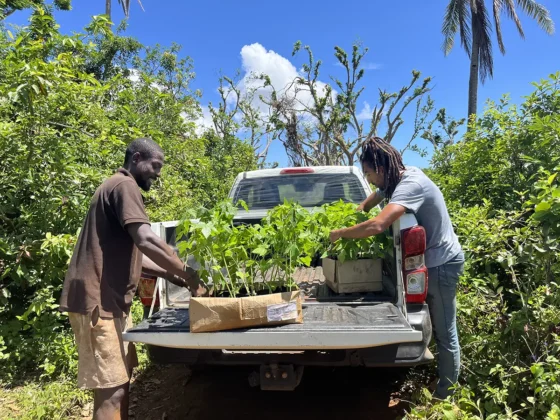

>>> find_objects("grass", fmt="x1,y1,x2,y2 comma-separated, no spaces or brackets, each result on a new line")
0,342,150,420
0,379,92,420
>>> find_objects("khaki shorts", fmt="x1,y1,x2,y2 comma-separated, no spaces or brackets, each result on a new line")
69,307,138,389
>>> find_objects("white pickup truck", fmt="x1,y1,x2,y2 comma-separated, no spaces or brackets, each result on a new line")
124,166,433,390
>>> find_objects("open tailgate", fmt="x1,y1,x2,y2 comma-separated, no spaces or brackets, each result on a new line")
123,302,421,350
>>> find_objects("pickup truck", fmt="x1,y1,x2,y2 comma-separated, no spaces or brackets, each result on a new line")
124,166,433,390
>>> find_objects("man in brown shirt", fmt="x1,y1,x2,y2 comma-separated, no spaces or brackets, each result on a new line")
60,137,205,420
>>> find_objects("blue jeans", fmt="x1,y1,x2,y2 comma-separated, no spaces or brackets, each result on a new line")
426,252,464,399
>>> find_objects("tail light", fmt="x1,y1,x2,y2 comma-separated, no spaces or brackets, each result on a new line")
402,226,428,303
138,272,159,307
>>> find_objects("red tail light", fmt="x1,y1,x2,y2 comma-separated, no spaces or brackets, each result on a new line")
280,168,314,174
138,272,159,307
402,226,426,257
402,226,428,303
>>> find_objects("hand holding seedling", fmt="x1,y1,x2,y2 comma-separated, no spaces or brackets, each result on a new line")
179,266,209,297
329,230,342,243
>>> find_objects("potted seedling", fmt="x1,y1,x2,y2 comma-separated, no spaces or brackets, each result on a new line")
313,201,392,293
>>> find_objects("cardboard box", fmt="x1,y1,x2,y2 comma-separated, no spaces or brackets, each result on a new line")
189,291,303,333
322,257,383,293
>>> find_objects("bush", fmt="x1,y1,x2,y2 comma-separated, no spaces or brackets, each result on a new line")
407,74,560,419
0,10,255,382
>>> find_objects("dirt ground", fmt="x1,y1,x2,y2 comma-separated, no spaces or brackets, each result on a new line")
126,364,414,420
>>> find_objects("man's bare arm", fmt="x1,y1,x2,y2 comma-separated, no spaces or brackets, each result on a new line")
330,204,406,242
128,223,206,296
142,254,198,289
357,190,384,212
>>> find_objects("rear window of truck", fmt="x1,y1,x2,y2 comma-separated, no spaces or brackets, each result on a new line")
233,174,367,209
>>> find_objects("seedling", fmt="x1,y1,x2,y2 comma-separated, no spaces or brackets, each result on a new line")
176,200,392,297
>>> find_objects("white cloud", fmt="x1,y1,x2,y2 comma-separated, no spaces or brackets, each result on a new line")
128,69,140,83
193,106,214,135
127,68,165,91
195,43,335,140
235,43,334,113
357,101,373,120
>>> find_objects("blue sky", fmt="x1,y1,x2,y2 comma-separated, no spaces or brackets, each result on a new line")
6,0,560,168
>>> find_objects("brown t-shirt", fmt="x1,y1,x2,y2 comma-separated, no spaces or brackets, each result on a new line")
60,168,150,318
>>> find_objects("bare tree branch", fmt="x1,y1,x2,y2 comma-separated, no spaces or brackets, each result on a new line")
204,42,459,168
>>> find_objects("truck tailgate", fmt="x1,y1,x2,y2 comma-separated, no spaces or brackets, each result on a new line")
123,303,422,350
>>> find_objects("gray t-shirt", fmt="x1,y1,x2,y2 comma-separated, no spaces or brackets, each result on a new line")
382,166,462,268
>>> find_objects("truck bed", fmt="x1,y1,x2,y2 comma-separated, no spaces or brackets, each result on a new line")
166,266,397,304
124,302,421,350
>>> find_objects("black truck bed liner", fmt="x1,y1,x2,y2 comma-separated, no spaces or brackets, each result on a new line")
129,303,410,334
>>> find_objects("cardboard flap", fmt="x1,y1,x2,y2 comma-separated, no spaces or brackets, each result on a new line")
189,298,242,332
240,297,267,321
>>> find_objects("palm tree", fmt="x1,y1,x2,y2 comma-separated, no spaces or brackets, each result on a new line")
105,0,144,20
442,0,554,120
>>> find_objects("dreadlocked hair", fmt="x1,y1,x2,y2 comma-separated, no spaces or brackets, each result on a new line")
359,136,405,198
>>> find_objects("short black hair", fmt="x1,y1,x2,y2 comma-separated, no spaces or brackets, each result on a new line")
124,138,163,165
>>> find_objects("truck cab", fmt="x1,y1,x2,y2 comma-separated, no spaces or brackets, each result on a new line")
124,166,433,390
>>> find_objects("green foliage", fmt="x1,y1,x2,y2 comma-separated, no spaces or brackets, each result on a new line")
408,74,560,419
313,201,391,262
0,10,255,381
176,200,391,296
528,166,560,238
431,73,560,211
130,298,149,371
1,0,71,20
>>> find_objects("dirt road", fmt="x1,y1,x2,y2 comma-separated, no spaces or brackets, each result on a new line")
128,364,414,420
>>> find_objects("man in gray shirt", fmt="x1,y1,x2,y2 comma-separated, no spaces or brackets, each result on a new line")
329,137,464,399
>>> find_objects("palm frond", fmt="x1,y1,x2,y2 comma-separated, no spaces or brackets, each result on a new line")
473,0,494,82
442,0,472,56
504,0,525,38
515,0,555,34
458,1,472,55
117,0,145,18
470,0,478,13
493,0,506,54
118,0,130,17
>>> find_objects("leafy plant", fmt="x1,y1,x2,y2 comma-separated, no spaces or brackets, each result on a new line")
313,200,391,262
177,200,254,296
176,200,392,297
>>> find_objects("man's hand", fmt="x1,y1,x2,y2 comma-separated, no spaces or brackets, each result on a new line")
176,266,208,297
329,230,342,243
357,191,384,213
329,204,406,241
140,246,209,296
